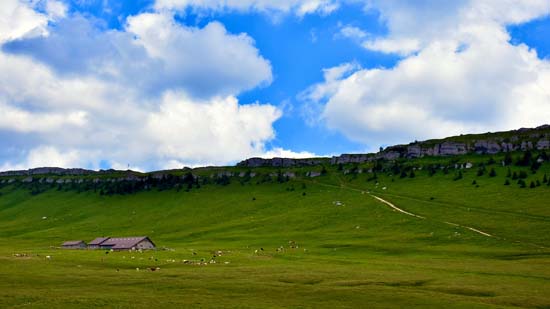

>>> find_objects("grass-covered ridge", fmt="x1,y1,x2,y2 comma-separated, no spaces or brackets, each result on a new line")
1,149,550,308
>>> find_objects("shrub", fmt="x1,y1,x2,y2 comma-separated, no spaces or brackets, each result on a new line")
543,174,548,183
504,179,510,186
518,171,528,179
517,179,526,188
477,167,485,176
472,180,477,185
409,170,416,178
504,153,513,166
489,168,497,177
530,181,536,188
453,171,463,181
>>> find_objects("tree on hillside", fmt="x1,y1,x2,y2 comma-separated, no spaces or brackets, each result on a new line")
504,152,513,166
454,171,463,181
428,165,436,177
543,174,548,183
489,168,497,177
516,151,532,166
504,179,510,186
477,167,485,177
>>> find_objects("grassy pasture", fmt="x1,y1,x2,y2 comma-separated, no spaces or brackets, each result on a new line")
1,158,550,308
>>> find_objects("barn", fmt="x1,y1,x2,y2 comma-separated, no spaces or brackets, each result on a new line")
61,240,87,249
87,236,156,250
88,237,110,249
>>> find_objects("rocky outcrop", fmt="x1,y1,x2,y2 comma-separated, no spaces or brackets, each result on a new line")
327,125,550,164
439,142,468,155
0,167,143,177
331,154,373,165
537,139,550,149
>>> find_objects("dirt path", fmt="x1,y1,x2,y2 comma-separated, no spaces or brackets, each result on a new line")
370,194,493,238
442,221,493,237
309,180,496,239
310,180,550,248
370,195,426,219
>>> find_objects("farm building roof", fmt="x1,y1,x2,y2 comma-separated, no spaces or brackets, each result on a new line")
88,237,110,245
98,237,153,249
62,240,85,246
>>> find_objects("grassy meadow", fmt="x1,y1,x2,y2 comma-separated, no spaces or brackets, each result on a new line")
1,154,550,308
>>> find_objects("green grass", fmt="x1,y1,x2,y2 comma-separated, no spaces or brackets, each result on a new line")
1,158,550,308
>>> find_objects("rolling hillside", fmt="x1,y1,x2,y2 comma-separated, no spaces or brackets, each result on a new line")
1,148,550,308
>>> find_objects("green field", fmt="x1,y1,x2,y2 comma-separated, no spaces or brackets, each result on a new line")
1,155,550,308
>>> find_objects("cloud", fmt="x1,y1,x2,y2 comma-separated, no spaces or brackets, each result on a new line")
45,0,68,19
259,147,317,159
145,92,282,166
4,12,272,98
337,25,367,41
0,4,284,171
0,0,49,43
306,0,550,147
154,0,340,16
360,0,550,55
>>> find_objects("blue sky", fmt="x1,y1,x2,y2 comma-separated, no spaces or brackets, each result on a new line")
0,0,549,171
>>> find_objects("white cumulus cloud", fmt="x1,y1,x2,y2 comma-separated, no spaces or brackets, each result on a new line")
155,0,339,16
307,0,550,147
0,3,290,171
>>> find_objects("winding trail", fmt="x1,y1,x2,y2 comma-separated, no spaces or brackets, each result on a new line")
311,180,550,248
370,195,426,219
370,193,493,238
310,180,496,239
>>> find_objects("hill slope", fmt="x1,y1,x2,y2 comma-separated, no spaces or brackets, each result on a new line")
1,151,550,308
